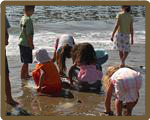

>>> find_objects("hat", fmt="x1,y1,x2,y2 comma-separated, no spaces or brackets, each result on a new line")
95,49,108,59
59,34,74,47
33,48,51,64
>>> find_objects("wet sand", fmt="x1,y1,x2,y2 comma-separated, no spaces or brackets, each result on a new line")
5,43,145,116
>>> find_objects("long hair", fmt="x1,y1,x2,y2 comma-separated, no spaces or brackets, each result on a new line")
72,43,96,65
71,43,82,64
102,66,120,92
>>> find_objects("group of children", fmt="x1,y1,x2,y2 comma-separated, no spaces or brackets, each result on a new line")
6,5,143,116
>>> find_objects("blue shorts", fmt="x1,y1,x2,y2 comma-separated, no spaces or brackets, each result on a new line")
19,45,32,64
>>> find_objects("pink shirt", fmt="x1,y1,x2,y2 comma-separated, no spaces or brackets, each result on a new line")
110,67,142,102
78,65,103,84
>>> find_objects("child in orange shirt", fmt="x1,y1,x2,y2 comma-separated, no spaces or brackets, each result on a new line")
32,48,62,96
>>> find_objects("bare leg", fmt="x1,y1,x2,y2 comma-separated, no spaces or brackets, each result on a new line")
125,99,138,116
122,52,129,67
21,63,29,79
6,75,19,106
26,64,31,78
115,99,123,116
119,51,124,67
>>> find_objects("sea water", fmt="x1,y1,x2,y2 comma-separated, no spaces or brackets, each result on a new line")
5,5,145,56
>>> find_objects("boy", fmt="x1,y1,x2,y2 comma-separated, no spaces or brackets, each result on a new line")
19,5,35,79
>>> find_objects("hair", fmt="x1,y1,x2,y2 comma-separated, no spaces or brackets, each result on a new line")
71,43,81,63
102,66,120,92
62,44,72,59
102,65,136,92
24,5,35,12
72,43,96,65
121,6,131,13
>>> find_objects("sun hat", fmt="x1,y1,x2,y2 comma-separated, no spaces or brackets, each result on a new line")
59,34,75,47
95,49,108,58
33,48,51,64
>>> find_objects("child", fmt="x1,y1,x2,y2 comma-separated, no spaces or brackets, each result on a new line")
111,6,134,67
54,34,75,77
69,43,103,92
102,66,142,116
32,48,62,96
19,5,35,79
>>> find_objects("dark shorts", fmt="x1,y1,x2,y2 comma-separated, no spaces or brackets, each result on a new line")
5,54,9,75
19,45,32,64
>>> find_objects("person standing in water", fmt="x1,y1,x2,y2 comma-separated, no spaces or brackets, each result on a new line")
19,6,35,79
111,6,134,67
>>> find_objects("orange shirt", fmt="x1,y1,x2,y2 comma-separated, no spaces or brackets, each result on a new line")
32,61,61,94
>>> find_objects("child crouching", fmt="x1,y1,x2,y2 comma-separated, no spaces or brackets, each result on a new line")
32,48,61,96
102,66,142,116
69,43,103,92
32,48,73,98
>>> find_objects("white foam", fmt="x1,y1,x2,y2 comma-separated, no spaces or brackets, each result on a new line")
6,26,145,56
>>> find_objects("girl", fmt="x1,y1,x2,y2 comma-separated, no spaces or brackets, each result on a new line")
54,34,75,77
32,48,62,96
111,6,134,67
102,66,142,116
69,43,103,92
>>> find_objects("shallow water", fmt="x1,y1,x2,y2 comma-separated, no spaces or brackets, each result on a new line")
5,51,145,116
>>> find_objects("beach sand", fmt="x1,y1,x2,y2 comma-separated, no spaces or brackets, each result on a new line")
4,43,145,116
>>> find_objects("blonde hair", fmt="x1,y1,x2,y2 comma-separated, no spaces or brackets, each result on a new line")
102,66,120,92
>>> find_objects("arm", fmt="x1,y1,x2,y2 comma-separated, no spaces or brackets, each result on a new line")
130,21,134,45
111,19,120,41
37,70,44,90
5,16,10,46
104,81,114,113
52,38,59,62
25,18,34,49
56,51,67,77
28,36,34,49
60,52,67,76
68,63,77,85
5,30,9,46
